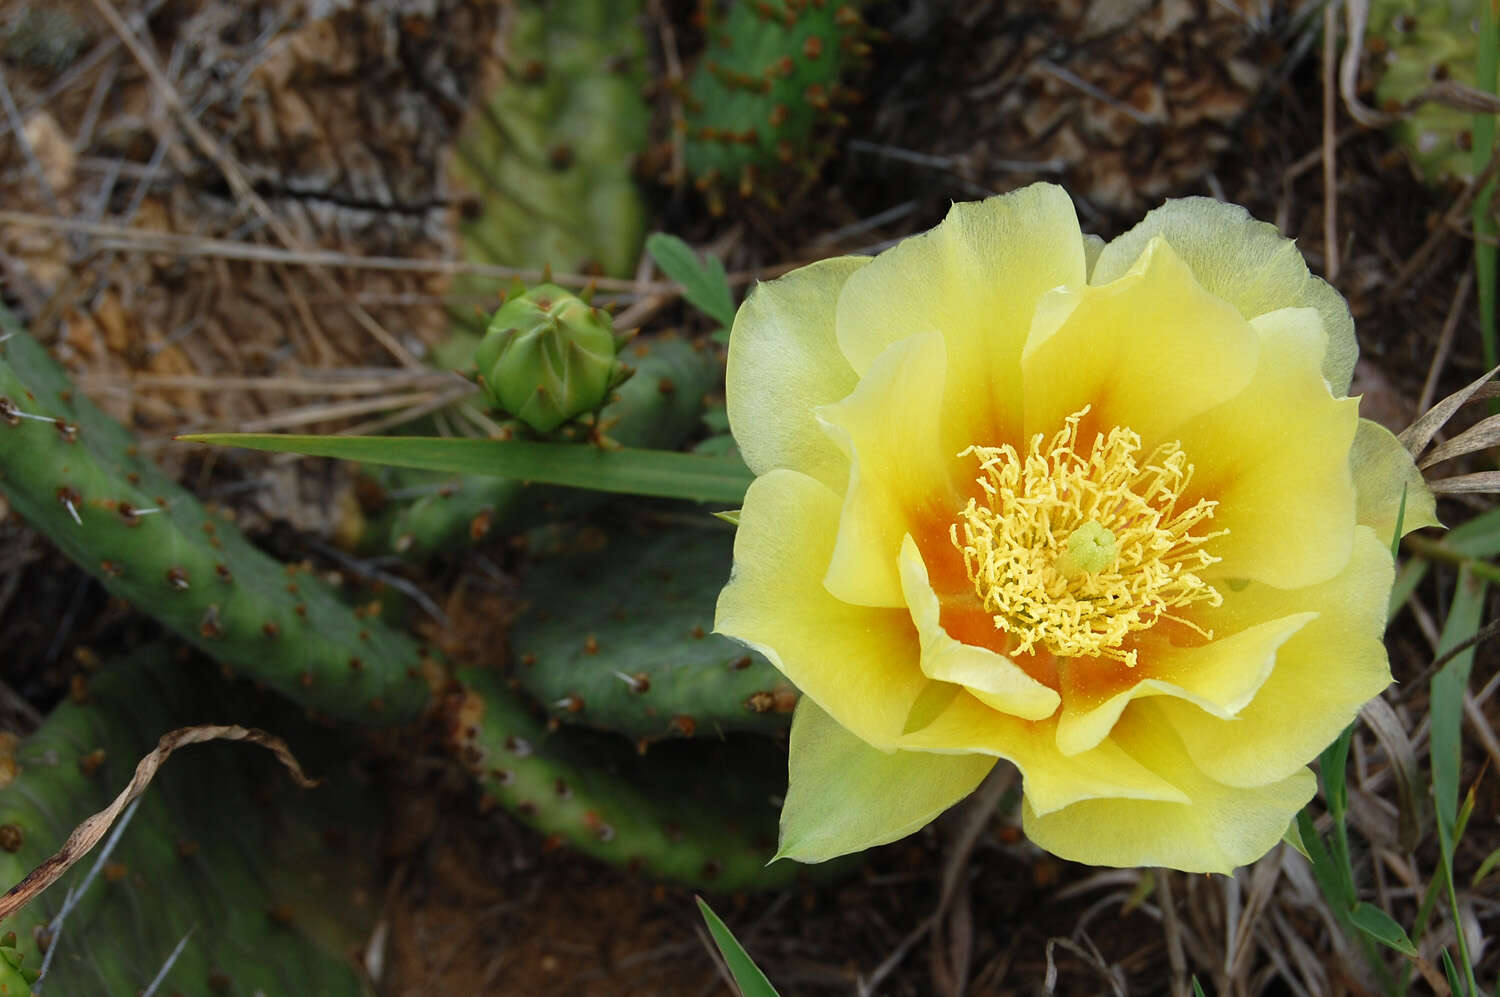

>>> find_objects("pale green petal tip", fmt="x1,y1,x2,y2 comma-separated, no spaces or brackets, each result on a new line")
1095,196,1357,396
1351,419,1441,547
778,698,995,864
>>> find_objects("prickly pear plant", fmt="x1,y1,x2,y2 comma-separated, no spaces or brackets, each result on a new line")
350,333,718,558
449,668,802,889
681,0,872,208
510,526,796,742
474,282,634,433
1371,0,1479,185
450,0,650,331
0,933,36,997
0,311,430,723
0,646,376,994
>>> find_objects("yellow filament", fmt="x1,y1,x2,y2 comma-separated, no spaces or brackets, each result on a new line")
949,407,1224,665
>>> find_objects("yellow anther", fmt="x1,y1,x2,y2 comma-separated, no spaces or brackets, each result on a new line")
948,407,1224,665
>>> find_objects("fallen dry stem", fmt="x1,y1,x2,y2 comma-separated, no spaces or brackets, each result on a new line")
0,724,315,922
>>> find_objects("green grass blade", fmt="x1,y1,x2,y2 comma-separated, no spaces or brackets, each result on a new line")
1432,567,1486,840
1389,558,1429,623
696,897,781,997
1349,902,1419,957
647,233,737,329
1432,566,1487,996
1392,483,1409,558
1471,845,1500,887
179,434,754,505
1441,948,1464,995
1191,977,1208,997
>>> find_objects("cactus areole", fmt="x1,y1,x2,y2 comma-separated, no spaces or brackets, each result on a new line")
475,284,631,433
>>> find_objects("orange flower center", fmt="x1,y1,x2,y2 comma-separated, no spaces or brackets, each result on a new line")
948,407,1225,665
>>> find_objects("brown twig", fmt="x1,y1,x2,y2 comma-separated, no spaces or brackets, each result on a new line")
1322,2,1341,281
0,724,315,922
1383,142,1500,303
1418,265,1475,413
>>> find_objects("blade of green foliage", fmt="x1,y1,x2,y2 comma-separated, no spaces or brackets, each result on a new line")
1191,978,1208,997
695,897,780,997
1294,810,1351,912
1444,506,1500,558
1472,845,1500,887
1349,902,1419,957
1392,483,1409,558
1389,558,1429,623
646,233,737,331
1432,566,1486,995
1441,948,1464,995
180,433,753,505
1433,567,1486,840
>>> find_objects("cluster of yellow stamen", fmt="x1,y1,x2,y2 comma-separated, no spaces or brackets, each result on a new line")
949,407,1225,665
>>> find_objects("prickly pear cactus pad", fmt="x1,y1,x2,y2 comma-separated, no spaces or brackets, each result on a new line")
1371,0,1480,185
0,312,431,724
510,527,796,741
449,668,800,890
474,283,633,432
451,0,650,307
681,0,871,202
0,647,377,995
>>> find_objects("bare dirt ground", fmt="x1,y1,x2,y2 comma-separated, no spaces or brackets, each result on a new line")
2,1,1499,994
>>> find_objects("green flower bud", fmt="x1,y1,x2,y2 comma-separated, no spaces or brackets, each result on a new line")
474,284,630,433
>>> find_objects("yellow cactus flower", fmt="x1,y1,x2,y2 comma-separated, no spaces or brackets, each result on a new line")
715,184,1436,874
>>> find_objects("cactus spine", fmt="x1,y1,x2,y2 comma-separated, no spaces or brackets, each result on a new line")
0,312,430,723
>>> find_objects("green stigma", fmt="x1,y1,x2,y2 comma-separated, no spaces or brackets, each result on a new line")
1055,521,1119,580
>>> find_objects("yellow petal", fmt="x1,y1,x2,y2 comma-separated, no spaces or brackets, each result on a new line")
1176,306,1359,589
834,184,1088,445
1092,197,1357,395
1023,701,1317,873
777,698,996,863
899,693,1188,816
1053,613,1315,757
897,535,1060,720
1160,526,1394,787
1021,237,1259,445
1351,418,1441,547
727,256,870,490
815,332,964,607
715,469,927,748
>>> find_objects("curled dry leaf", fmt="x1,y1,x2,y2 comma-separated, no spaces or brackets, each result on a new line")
0,725,314,922
1398,363,1500,460
1419,412,1500,470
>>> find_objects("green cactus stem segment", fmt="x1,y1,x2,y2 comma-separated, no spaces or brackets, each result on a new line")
0,311,430,723
681,0,872,207
0,646,375,994
451,669,805,890
510,527,795,741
